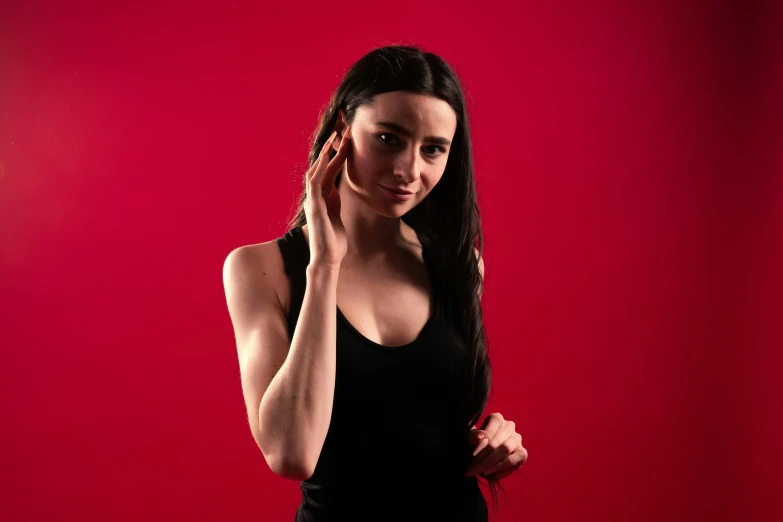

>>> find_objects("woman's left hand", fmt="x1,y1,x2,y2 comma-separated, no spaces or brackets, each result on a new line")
464,412,528,479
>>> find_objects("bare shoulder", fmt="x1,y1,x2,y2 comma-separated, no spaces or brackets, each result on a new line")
222,238,289,315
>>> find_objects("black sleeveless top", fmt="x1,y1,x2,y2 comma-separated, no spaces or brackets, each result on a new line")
275,226,488,522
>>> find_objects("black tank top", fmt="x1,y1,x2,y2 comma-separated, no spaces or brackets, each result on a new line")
275,226,488,522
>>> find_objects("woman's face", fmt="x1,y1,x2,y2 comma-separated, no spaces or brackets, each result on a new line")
335,91,458,218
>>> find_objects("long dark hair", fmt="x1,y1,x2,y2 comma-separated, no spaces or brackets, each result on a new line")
283,44,505,515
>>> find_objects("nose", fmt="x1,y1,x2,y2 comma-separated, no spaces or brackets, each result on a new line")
393,148,422,184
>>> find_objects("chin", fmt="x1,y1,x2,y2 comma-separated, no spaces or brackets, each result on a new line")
369,199,416,219
377,208,409,218
367,201,410,218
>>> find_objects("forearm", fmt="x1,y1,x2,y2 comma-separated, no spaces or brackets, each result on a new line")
257,263,339,478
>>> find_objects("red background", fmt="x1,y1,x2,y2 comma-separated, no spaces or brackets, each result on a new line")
1,1,781,521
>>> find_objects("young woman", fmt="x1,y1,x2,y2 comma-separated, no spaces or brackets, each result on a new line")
223,45,527,522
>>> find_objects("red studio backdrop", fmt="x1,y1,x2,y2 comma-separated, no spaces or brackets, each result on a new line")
1,1,781,521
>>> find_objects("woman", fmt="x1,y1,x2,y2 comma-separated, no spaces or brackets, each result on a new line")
223,45,528,522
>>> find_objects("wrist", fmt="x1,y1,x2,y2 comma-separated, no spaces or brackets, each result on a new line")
306,261,341,283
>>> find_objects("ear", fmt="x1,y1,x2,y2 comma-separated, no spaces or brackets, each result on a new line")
336,110,350,138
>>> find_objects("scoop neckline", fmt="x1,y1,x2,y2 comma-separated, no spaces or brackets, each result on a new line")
336,306,434,351
294,225,435,352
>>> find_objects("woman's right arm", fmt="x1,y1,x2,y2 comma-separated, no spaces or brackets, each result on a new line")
225,126,351,480
223,245,339,481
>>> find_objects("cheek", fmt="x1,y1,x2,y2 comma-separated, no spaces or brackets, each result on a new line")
349,146,391,181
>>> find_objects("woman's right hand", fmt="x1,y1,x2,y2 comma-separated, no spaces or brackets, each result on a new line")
304,127,351,269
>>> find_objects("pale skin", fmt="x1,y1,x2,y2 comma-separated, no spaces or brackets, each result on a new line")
228,90,527,480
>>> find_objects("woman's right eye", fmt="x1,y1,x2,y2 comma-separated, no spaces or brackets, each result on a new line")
377,133,399,146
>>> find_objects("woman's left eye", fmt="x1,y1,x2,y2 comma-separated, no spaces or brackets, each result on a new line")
377,134,445,157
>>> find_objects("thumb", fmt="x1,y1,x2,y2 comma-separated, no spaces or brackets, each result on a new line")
468,427,486,445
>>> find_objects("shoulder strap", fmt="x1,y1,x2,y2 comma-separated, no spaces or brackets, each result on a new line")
275,226,309,339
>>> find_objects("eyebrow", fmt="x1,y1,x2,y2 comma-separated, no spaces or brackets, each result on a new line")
374,121,452,146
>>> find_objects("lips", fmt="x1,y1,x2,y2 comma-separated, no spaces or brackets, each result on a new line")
383,186,414,195
380,185,415,201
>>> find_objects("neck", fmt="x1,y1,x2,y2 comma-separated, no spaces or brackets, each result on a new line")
336,178,409,260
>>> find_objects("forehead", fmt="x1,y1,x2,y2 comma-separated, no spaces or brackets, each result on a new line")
356,91,457,136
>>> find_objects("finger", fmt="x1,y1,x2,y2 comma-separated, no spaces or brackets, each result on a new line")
307,154,332,208
467,427,486,445
466,431,521,477
320,132,351,190
478,412,505,442
312,130,344,188
481,455,514,477
465,420,510,473
469,432,521,477
473,420,515,461
308,131,337,183
484,445,528,476
472,436,489,456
